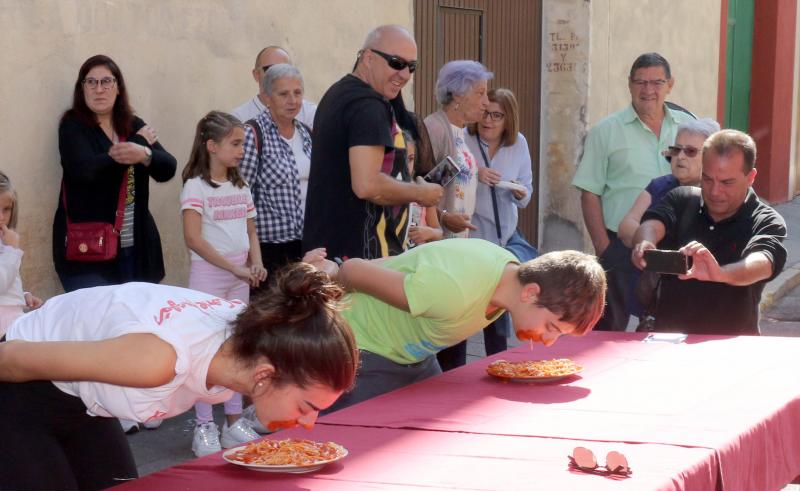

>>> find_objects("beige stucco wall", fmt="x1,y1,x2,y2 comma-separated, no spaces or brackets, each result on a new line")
1,0,412,299
587,0,721,126
539,0,722,253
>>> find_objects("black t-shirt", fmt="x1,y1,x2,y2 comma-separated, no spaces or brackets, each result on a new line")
303,74,410,259
642,187,787,335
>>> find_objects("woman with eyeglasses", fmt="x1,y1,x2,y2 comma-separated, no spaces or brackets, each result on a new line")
617,118,720,248
54,54,176,294
423,60,492,371
464,88,534,356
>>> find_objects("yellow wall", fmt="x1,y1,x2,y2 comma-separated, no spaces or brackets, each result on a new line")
1,0,412,298
587,0,721,125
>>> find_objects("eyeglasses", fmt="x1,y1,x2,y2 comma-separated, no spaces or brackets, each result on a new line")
369,48,417,74
261,64,274,73
665,145,701,158
482,111,505,122
83,77,117,90
568,447,632,478
631,79,667,88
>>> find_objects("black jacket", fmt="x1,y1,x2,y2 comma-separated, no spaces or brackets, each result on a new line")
53,114,177,284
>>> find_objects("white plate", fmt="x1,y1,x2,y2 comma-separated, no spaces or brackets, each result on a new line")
222,442,348,474
495,181,526,193
488,367,583,384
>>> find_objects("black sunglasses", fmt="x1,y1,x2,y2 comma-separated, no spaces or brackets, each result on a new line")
665,145,700,158
369,48,417,74
261,64,274,73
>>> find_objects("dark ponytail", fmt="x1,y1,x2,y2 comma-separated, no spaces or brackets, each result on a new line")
230,263,359,392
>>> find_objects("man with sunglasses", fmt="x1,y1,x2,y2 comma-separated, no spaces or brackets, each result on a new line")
572,52,695,332
231,45,317,128
303,24,443,260
631,129,787,335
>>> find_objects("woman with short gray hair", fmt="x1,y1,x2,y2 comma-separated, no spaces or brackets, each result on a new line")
424,60,492,239
423,60,492,372
239,63,313,283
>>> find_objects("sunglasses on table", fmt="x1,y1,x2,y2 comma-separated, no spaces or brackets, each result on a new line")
664,145,701,158
568,446,632,478
369,48,418,73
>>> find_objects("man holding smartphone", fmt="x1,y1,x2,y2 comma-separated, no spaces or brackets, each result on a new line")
631,130,787,335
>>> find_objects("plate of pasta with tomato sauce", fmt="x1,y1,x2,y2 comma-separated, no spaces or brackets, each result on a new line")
223,438,348,473
486,358,583,383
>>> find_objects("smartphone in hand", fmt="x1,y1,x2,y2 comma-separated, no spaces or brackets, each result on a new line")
643,249,689,275
424,156,460,187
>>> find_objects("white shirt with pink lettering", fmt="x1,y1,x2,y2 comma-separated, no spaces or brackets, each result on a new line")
6,282,245,423
180,177,256,261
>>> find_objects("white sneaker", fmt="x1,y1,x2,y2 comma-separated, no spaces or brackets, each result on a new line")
242,405,270,434
221,418,261,448
119,418,139,434
142,419,163,430
192,422,222,457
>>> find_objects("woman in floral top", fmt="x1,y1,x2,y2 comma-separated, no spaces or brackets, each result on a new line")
424,60,492,239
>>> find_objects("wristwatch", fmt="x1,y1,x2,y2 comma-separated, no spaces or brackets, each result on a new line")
142,146,153,166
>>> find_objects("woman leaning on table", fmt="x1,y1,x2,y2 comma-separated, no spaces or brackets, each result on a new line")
465,88,534,357
423,60,491,371
0,264,358,490
53,54,176,292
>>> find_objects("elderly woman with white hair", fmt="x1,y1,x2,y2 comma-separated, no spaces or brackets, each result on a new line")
617,117,721,247
423,60,492,371
424,60,492,240
240,63,313,282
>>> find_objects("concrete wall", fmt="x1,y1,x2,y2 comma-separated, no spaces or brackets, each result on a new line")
539,0,722,253
1,0,413,298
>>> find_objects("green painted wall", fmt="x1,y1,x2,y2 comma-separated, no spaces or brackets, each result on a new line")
725,0,754,131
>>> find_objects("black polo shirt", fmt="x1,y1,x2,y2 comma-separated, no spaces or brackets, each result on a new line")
642,187,787,335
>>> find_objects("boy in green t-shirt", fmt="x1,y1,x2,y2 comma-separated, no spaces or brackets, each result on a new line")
304,238,605,412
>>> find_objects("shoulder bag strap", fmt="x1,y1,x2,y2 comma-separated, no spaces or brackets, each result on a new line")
475,136,503,242
62,172,127,229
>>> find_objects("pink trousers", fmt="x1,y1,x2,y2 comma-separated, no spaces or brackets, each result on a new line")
190,252,249,422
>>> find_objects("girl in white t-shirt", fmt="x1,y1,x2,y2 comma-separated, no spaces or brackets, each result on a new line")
0,171,43,337
180,111,268,456
0,266,358,490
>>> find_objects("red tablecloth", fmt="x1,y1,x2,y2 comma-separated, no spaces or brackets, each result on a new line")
119,424,718,490
119,332,800,490
322,331,800,490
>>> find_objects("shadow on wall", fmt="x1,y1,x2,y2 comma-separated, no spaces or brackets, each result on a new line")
541,215,584,253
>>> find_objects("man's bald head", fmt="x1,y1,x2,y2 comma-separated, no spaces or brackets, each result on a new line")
252,46,292,89
361,25,415,51
254,46,291,69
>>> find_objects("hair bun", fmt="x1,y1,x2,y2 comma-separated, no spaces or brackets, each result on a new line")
276,263,343,321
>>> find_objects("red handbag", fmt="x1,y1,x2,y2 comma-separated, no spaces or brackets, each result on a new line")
62,171,128,262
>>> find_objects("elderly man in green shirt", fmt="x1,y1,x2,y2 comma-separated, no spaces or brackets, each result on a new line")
572,52,694,331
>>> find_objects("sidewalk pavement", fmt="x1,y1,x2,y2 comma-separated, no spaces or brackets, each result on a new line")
760,195,800,311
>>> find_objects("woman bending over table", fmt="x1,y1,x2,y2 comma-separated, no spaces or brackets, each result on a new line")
304,239,606,413
0,263,358,490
